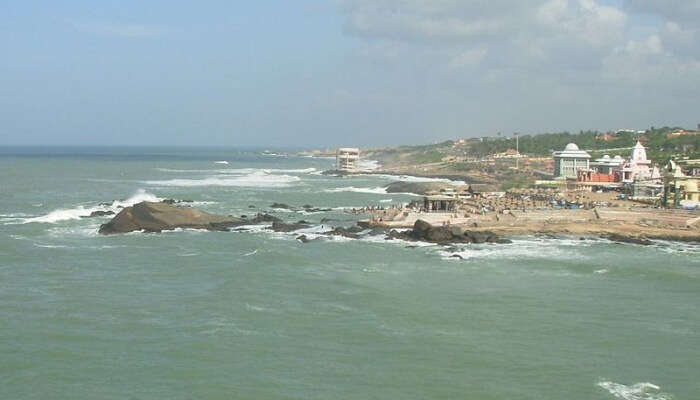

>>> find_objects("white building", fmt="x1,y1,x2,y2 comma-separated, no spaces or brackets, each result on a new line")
553,143,591,179
336,148,360,172
621,141,660,183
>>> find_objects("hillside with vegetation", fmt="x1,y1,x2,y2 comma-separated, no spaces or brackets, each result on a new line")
366,126,698,167
361,126,699,190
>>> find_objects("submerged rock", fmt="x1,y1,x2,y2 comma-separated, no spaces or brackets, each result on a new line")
604,233,654,246
271,220,310,232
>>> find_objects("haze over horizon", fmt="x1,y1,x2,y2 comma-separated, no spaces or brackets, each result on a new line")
2,1,699,147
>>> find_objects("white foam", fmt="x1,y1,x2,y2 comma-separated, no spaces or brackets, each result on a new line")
324,186,389,195
33,243,69,249
356,173,464,185
379,199,393,203
597,381,670,400
23,189,161,224
356,159,381,171
214,161,229,164
145,171,301,188
263,167,317,174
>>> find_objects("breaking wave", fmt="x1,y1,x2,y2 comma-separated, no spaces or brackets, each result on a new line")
324,186,389,194
145,171,301,187
23,189,161,224
214,161,229,164
597,381,671,400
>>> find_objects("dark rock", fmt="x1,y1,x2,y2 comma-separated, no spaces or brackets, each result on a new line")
411,219,433,239
162,198,193,205
466,231,488,244
83,210,115,218
99,201,243,234
329,227,361,239
296,234,311,243
604,233,654,246
271,203,292,209
426,226,454,243
250,213,282,224
271,220,310,232
451,254,464,260
248,205,256,208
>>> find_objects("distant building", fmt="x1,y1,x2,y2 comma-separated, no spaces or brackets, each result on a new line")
553,143,591,179
621,141,660,183
336,148,360,172
666,160,700,207
596,132,616,142
667,129,700,138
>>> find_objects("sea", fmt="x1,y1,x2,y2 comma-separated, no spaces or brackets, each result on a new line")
1,147,698,400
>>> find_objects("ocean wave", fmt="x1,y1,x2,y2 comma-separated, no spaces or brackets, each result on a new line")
214,161,229,164
145,171,301,188
324,186,389,194
597,381,670,400
23,189,161,224
356,159,380,171
263,167,317,174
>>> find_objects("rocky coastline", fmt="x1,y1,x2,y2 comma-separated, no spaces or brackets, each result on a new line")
97,201,699,247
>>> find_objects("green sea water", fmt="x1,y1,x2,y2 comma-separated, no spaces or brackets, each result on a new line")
1,147,698,400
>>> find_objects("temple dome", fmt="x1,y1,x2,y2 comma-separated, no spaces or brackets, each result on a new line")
564,143,580,151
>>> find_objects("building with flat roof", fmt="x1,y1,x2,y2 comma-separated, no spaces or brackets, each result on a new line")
336,148,360,172
553,143,591,179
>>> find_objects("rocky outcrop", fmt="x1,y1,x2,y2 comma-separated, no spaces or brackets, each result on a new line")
384,181,453,195
99,201,244,234
98,202,283,235
402,219,511,244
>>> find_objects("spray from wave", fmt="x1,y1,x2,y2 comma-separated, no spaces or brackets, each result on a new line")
597,381,671,400
145,171,301,187
23,189,161,224
324,186,389,194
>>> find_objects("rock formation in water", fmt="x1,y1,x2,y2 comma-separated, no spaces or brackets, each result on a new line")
399,219,511,244
99,202,280,234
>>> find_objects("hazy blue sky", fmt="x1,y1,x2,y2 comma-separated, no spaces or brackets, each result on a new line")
1,1,699,146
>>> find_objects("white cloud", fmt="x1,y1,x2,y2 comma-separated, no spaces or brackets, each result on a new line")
334,0,700,135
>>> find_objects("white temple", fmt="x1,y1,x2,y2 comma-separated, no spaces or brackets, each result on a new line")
621,141,660,183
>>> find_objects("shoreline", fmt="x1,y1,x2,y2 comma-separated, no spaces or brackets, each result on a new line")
361,208,700,244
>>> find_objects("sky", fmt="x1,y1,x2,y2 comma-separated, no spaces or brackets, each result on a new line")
1,0,699,147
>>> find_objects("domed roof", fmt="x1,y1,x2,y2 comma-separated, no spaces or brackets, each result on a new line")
564,143,580,151
614,155,622,159
602,155,611,159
